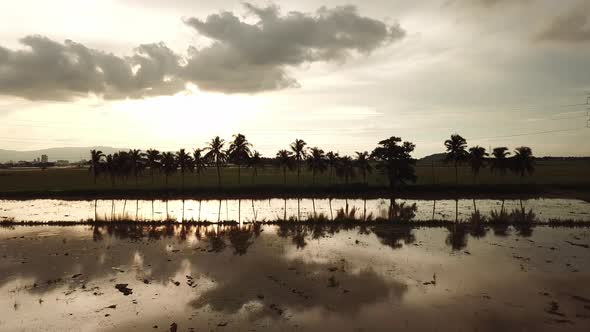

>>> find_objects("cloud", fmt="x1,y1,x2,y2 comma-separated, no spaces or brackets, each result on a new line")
536,4,590,42
0,4,403,100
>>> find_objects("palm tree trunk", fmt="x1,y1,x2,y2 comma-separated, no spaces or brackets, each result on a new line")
473,198,477,213
151,169,154,184
455,199,458,223
455,161,459,185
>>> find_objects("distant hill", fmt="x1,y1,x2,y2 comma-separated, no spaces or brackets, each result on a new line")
418,153,447,163
0,147,128,163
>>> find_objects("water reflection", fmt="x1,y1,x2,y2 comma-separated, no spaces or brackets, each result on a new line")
2,224,590,331
2,198,590,223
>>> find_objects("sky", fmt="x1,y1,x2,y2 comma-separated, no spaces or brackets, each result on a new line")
1,0,589,158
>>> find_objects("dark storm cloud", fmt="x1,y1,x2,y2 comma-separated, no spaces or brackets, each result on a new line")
0,3,404,100
536,3,590,42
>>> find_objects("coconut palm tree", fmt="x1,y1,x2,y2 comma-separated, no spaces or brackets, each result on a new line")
468,146,488,213
444,134,468,185
175,149,193,189
490,146,511,213
276,150,294,185
290,139,307,185
204,136,227,187
511,147,535,182
490,147,511,176
104,154,116,187
326,151,339,184
227,133,252,184
145,149,161,184
354,151,373,185
247,150,263,184
113,151,132,184
468,146,488,184
128,149,145,187
160,152,177,186
306,147,327,185
89,149,105,184
193,148,207,184
371,137,417,190
511,146,535,213
335,156,356,184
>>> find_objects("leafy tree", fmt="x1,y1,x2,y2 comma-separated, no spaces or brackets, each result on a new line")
354,151,373,185
227,133,252,184
204,136,227,186
306,147,327,185
276,150,294,185
290,139,307,185
444,134,468,185
371,136,417,189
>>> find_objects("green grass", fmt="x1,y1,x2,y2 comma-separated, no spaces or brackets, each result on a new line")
0,159,589,194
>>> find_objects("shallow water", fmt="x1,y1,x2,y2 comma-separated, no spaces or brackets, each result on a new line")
1,224,589,331
1,198,590,223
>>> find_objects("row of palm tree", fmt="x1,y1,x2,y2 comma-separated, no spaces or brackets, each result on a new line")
90,134,403,188
444,134,535,185
90,133,534,189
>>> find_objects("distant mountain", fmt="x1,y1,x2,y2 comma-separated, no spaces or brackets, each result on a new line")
0,147,128,163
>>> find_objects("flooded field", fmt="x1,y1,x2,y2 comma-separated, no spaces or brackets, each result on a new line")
0,223,589,331
1,198,590,223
